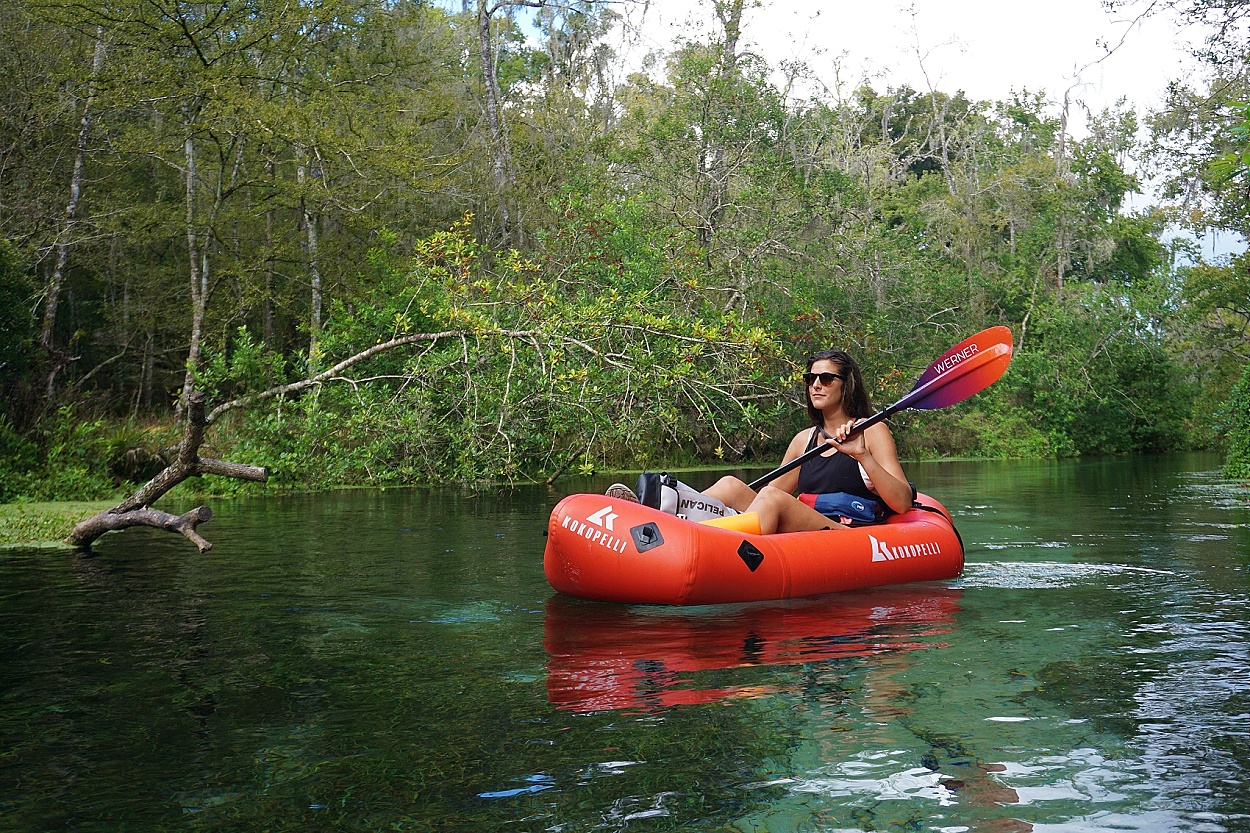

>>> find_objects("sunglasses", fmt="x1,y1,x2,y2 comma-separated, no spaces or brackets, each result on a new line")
803,371,843,387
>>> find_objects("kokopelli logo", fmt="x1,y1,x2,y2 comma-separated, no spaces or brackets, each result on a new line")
870,534,942,562
559,506,628,553
586,505,618,531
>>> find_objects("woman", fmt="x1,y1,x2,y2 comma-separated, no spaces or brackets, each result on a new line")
701,349,913,535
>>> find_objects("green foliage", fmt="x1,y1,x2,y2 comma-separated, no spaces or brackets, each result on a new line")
201,213,782,488
1173,251,1250,447
0,240,36,377
1003,280,1190,458
198,327,288,402
1209,102,1250,186
1184,252,1250,325
0,407,126,502
1147,72,1250,235
0,414,38,502
1221,363,1250,479
959,408,1058,459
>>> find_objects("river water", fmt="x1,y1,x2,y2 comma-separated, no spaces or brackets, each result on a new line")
2,453,1249,832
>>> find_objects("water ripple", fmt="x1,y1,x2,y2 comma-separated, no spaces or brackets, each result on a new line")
762,751,959,806
957,562,1174,589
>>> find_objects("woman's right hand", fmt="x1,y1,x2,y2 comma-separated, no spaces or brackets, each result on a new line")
828,419,867,460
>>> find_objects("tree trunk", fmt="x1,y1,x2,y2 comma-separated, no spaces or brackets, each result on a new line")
309,212,321,367
179,132,208,420
476,0,520,245
264,161,277,346
305,206,322,371
178,124,246,418
297,152,322,371
42,30,107,401
1055,92,1071,292
138,332,154,415
697,0,744,261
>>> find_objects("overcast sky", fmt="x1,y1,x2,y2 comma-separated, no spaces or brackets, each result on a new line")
609,0,1199,136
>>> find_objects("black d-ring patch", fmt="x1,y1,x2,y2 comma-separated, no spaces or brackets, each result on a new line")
630,522,665,553
737,540,764,572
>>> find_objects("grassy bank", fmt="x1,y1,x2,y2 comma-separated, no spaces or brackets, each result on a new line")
0,501,114,549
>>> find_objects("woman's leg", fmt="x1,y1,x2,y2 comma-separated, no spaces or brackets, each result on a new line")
702,476,757,512
747,485,834,535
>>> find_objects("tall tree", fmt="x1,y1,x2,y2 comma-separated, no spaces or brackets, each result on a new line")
474,0,526,245
698,0,745,257
470,0,632,246
41,29,106,400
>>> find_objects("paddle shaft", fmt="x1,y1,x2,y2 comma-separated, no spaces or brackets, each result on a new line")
745,406,895,491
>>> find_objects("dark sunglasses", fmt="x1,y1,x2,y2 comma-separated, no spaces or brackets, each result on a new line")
803,371,843,387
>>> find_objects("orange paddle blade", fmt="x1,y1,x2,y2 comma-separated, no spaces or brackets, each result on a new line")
904,326,1014,411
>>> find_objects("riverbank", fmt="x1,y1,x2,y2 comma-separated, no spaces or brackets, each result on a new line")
0,501,114,549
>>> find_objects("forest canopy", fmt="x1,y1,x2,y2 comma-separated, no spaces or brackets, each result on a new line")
1,0,1248,501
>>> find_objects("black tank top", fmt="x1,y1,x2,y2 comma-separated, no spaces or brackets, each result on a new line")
795,428,877,500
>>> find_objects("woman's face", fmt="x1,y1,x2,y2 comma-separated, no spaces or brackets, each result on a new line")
806,358,844,411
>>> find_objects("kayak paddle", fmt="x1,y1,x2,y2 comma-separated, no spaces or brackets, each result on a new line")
747,325,1014,490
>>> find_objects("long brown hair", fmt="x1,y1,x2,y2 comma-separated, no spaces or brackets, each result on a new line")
804,349,872,426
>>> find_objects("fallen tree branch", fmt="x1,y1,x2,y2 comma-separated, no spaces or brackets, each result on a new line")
66,390,268,553
205,328,491,423
69,506,215,553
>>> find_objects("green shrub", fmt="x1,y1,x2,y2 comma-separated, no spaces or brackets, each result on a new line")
0,407,125,502
0,414,38,503
1221,364,1250,479
958,408,1057,458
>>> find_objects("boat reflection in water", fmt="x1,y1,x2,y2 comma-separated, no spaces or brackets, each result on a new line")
544,585,962,713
